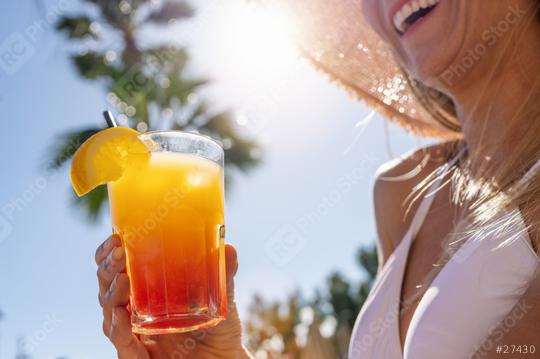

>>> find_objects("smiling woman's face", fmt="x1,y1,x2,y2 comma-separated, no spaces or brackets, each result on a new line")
362,0,534,88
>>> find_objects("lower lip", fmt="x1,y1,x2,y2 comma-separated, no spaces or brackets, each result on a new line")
401,4,440,39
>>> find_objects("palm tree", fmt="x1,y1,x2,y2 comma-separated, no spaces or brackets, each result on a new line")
244,244,379,358
50,0,261,220
326,244,378,357
244,293,303,358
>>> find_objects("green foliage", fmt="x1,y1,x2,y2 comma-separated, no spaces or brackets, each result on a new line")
72,53,118,80
357,244,378,281
244,244,379,358
48,127,101,170
327,272,359,330
72,184,109,222
145,1,194,24
327,244,378,329
56,15,97,39
51,0,261,220
245,293,303,357
202,112,261,172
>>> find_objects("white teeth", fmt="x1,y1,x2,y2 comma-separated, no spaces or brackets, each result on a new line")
393,0,440,34
402,4,412,18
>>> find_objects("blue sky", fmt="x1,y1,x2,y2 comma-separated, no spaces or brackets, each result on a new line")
0,0,428,357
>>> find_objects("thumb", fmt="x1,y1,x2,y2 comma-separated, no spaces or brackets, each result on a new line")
224,243,238,303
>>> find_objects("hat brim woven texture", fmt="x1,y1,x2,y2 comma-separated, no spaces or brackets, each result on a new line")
274,0,463,139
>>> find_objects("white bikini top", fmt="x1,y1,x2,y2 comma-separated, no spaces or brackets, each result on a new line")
349,151,540,359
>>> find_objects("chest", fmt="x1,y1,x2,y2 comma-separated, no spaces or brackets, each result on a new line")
398,193,459,346
349,200,538,359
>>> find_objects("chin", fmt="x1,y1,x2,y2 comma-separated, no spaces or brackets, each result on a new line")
402,45,462,89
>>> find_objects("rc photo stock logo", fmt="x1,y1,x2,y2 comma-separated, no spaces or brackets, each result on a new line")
0,175,48,244
107,47,182,117
0,0,74,76
0,32,36,75
264,155,378,267
264,224,308,268
0,212,14,244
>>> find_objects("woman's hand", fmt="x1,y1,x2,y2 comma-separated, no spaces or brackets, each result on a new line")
95,235,251,359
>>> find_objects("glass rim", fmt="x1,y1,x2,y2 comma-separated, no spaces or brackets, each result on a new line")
139,130,224,154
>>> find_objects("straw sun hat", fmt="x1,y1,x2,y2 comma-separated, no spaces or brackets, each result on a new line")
272,0,463,139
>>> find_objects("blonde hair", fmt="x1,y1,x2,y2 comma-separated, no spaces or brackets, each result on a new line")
400,0,540,303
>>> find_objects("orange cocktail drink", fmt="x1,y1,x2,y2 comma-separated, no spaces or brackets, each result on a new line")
108,131,227,334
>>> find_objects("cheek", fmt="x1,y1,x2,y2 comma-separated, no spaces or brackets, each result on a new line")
361,0,407,65
362,0,385,35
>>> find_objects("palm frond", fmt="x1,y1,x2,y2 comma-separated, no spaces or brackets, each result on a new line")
72,53,119,80
48,127,101,170
55,0,261,223
356,244,378,283
144,0,194,24
91,0,136,31
202,112,261,172
72,184,108,222
56,15,98,39
50,128,109,220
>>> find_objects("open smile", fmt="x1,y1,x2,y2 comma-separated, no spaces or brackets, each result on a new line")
391,0,440,35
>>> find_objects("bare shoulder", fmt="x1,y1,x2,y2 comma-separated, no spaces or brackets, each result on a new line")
373,141,458,266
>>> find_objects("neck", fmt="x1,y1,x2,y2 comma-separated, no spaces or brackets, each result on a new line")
447,12,540,177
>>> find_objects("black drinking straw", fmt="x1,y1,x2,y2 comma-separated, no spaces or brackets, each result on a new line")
103,110,118,128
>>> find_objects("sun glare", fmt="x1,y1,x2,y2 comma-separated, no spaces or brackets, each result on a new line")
218,2,298,82
209,1,336,150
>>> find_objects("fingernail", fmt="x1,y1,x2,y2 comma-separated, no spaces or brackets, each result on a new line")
112,247,124,261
